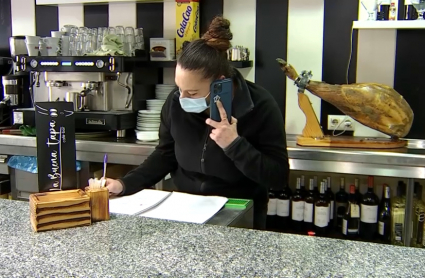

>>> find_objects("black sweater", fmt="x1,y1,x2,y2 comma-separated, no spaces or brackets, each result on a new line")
120,70,289,213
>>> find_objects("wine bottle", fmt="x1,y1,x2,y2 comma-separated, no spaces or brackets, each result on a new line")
342,184,360,238
335,177,349,230
326,177,335,230
391,181,406,246
411,183,425,248
314,181,329,236
300,175,307,198
360,176,379,240
266,188,278,230
378,0,391,20
276,185,292,230
322,179,330,225
313,176,319,198
378,184,391,243
354,178,362,204
304,179,316,233
291,178,305,232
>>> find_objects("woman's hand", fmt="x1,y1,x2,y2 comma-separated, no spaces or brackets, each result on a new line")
105,178,124,196
206,100,239,149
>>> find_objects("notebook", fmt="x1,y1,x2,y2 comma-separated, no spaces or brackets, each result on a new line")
109,189,228,224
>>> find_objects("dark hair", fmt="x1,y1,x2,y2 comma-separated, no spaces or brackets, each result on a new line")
177,16,233,80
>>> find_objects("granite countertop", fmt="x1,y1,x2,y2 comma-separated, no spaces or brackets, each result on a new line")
1,199,425,278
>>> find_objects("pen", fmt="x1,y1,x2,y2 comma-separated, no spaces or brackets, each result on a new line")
102,153,108,183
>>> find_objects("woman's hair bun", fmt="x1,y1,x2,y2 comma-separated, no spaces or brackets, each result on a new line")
201,16,233,52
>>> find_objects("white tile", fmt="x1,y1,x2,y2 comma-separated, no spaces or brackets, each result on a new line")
108,2,137,27
58,4,84,28
163,1,176,85
223,0,256,82
286,0,324,135
11,0,36,36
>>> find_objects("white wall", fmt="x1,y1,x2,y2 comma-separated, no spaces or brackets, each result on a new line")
223,0,256,82
162,1,176,85
285,0,324,135
58,4,84,28
108,2,137,27
11,0,36,36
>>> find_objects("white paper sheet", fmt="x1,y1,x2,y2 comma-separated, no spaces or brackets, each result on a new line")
139,192,228,224
109,189,172,215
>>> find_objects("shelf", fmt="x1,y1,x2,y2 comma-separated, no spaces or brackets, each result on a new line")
353,20,425,30
36,0,167,5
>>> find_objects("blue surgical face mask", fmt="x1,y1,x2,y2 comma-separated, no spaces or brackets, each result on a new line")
179,91,211,113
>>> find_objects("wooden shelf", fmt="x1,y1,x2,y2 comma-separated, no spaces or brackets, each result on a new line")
353,20,425,29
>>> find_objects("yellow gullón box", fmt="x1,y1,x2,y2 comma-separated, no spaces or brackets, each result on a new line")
175,0,200,56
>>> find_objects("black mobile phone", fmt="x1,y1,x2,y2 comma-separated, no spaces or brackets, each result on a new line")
210,79,232,123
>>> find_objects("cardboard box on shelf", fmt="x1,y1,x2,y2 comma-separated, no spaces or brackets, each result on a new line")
175,0,200,57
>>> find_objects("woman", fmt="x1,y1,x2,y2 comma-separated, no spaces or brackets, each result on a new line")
106,17,289,229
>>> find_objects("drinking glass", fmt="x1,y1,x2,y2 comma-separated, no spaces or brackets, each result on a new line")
135,28,145,50
108,27,116,35
116,26,125,43
124,34,135,56
412,0,425,20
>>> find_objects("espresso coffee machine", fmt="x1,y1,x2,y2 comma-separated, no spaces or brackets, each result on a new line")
14,56,136,137
0,36,31,126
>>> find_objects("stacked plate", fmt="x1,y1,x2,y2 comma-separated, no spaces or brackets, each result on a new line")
155,84,175,100
136,110,160,142
147,99,165,111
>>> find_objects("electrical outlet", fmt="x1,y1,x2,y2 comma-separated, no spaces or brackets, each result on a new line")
327,115,355,131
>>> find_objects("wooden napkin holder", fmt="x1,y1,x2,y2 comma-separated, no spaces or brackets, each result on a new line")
85,187,110,222
29,189,91,232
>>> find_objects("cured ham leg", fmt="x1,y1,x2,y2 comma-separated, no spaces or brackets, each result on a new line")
277,58,414,139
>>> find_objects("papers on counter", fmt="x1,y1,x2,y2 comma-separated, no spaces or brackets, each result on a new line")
109,189,228,224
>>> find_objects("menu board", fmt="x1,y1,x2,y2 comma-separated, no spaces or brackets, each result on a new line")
35,102,77,192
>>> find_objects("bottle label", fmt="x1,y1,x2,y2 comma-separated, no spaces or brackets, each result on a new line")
360,204,378,223
314,206,329,228
276,199,290,217
267,198,277,216
303,203,313,223
350,204,360,218
292,201,304,221
330,201,334,220
379,221,385,235
342,219,347,235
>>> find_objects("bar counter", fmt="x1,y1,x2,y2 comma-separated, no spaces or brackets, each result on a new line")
1,199,424,277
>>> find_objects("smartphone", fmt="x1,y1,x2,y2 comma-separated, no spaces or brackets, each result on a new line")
210,78,233,123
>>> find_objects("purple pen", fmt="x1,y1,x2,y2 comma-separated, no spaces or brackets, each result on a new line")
103,153,108,180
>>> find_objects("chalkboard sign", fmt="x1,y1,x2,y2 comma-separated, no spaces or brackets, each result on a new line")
35,102,77,192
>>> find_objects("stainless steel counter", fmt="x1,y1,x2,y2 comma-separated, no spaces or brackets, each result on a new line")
0,133,423,246
1,134,425,179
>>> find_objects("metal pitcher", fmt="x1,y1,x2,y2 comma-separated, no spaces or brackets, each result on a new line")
65,92,83,111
